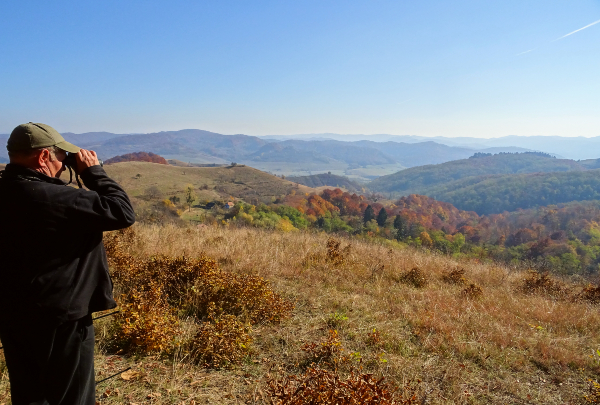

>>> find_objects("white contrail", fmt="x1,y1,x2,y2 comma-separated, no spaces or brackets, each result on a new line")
515,49,534,56
553,18,600,41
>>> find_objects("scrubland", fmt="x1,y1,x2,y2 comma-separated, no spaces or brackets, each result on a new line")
1,224,600,404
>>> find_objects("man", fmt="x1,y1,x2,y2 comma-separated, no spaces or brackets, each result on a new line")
0,123,135,404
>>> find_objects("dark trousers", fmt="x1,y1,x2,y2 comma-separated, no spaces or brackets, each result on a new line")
0,315,95,405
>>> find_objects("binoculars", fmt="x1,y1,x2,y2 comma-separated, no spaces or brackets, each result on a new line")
63,153,103,171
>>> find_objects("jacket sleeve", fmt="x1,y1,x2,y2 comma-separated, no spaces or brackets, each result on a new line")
73,165,136,232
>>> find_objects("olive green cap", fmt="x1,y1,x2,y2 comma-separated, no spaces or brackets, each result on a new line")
7,123,80,153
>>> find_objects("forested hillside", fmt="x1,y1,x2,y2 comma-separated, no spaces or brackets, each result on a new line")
424,169,600,215
369,153,587,195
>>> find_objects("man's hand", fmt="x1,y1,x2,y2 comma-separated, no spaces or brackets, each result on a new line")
76,149,100,173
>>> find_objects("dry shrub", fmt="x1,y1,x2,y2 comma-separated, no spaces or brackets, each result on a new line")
519,270,569,299
327,237,348,265
461,283,483,299
188,303,252,368
266,366,420,405
109,283,181,354
586,380,600,403
301,329,345,367
106,229,293,325
187,271,295,324
103,228,293,358
398,267,428,288
365,328,384,348
441,268,467,285
578,284,600,305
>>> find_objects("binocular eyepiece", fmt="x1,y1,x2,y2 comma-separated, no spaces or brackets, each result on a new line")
63,153,103,170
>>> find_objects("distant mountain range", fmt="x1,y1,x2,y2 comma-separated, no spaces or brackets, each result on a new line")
261,133,600,160
0,129,537,171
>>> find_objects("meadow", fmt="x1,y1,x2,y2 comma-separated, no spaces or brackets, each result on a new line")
0,224,597,404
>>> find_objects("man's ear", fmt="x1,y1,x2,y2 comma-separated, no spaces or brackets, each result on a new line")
37,149,50,167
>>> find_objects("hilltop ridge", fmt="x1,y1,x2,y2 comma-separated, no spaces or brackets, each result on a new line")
369,153,588,197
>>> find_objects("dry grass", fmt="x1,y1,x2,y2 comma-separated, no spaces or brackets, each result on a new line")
1,223,600,403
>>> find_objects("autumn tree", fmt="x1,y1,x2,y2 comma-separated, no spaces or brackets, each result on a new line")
376,207,388,226
185,184,197,212
363,205,375,223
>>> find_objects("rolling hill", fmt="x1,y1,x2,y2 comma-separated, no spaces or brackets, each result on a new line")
102,161,314,204
287,173,363,192
418,169,600,215
369,153,587,196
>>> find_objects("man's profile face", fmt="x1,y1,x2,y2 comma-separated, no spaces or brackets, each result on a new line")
47,148,67,178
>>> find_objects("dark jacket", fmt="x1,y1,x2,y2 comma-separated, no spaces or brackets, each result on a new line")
0,164,135,325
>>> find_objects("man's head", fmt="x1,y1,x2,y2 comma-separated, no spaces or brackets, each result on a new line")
7,123,81,178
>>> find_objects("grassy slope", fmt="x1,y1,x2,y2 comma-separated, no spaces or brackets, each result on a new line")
102,162,315,203
288,173,363,192
53,225,600,404
369,154,586,195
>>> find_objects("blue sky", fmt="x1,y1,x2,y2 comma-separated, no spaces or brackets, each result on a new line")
0,1,599,137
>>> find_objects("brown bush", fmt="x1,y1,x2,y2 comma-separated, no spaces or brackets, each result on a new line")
109,283,181,354
105,229,294,325
188,303,252,368
519,271,569,299
326,237,346,264
585,380,600,403
398,267,428,288
301,329,345,368
103,228,293,359
461,283,483,299
187,270,295,324
266,366,420,405
577,284,600,305
441,268,467,285
365,328,384,348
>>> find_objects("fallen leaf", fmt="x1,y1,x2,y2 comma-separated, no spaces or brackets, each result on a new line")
121,369,140,381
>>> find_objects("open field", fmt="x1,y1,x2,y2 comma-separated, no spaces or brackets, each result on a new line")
0,224,597,403
103,162,315,203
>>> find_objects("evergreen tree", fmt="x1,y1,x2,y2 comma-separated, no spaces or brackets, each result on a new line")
363,205,375,223
376,207,388,226
393,215,405,240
